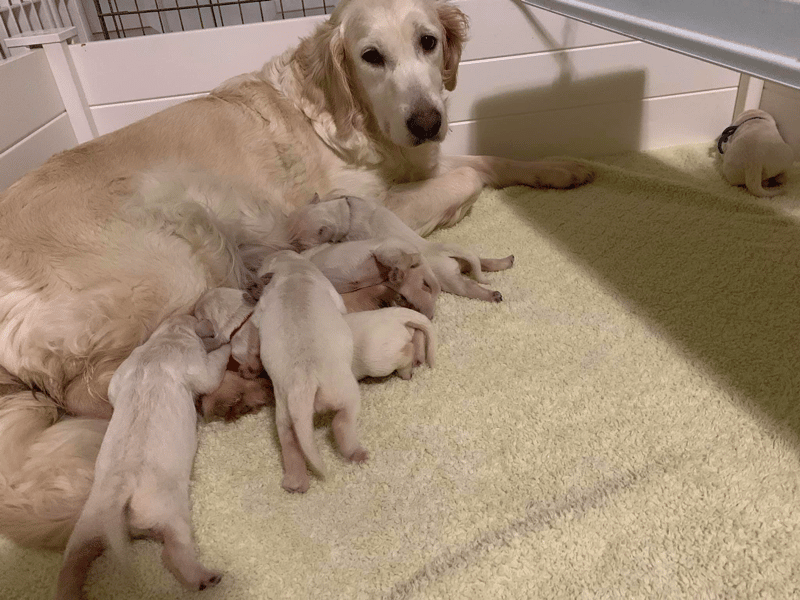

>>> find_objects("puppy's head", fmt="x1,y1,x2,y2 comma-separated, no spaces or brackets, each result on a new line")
391,263,437,319
288,195,351,251
732,109,775,127
299,0,469,148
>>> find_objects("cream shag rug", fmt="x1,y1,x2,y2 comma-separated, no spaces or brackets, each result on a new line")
2,144,800,599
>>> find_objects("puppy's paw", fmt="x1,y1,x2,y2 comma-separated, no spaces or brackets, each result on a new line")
491,291,503,302
347,447,369,463
198,571,223,591
282,473,310,493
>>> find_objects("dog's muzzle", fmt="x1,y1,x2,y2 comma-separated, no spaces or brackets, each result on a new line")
407,104,442,144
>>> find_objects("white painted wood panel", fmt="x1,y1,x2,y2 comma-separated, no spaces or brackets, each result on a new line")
69,0,629,106
759,81,800,156
0,50,64,151
69,17,323,106
0,113,78,192
450,40,738,123
442,88,738,159
88,39,738,138
91,93,206,136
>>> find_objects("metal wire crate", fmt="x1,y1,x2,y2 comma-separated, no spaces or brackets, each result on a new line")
90,0,337,39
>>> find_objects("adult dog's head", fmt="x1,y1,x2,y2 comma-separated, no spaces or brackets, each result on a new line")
296,0,469,151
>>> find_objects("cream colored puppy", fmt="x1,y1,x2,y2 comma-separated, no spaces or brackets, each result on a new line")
193,287,255,349
247,251,366,493
288,195,514,302
345,307,436,380
55,315,230,599
719,109,794,197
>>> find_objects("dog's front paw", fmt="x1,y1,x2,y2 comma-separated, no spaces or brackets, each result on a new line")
533,161,594,189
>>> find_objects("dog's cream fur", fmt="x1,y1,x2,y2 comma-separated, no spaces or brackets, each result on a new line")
247,251,366,493
0,0,592,548
719,109,794,197
54,315,230,599
346,307,435,380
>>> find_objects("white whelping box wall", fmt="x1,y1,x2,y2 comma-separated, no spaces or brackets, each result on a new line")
1,0,745,193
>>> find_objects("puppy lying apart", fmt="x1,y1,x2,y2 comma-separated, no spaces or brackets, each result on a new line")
55,315,230,599
289,195,514,302
246,250,367,493
718,109,794,197
302,238,440,318
346,307,436,380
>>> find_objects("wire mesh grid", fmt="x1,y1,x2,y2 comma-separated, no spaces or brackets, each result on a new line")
90,0,337,39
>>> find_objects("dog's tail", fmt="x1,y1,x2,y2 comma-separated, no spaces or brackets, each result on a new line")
287,378,327,478
0,377,108,550
434,243,488,283
403,310,437,368
745,163,784,197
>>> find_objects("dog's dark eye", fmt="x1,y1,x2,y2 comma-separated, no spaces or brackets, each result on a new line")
420,35,437,53
361,48,385,66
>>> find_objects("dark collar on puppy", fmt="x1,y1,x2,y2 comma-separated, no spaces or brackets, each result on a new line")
717,116,766,154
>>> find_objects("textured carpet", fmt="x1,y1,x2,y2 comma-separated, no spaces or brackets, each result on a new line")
2,144,800,599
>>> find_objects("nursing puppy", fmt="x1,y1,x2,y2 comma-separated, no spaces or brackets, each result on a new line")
193,287,273,422
247,251,366,493
55,315,230,599
302,237,440,317
719,109,794,197
197,371,274,423
193,287,255,349
289,196,513,301
346,307,436,380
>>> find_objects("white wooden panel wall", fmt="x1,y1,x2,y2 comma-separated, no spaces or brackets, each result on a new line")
0,50,78,191
759,81,800,157
66,0,740,158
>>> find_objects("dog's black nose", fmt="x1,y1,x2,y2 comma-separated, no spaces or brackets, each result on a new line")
407,105,442,142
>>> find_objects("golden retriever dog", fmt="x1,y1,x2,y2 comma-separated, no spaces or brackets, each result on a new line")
0,0,593,549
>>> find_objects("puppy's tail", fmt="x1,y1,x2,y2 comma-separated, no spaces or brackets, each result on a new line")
745,163,784,197
102,489,133,568
403,311,437,368
287,379,327,478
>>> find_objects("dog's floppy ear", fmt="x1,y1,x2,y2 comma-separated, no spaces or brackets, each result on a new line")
437,1,469,92
298,20,359,136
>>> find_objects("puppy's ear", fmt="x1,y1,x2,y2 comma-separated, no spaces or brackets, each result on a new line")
437,1,469,92
195,318,216,339
388,266,406,285
247,272,273,301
